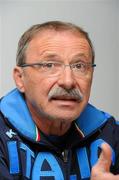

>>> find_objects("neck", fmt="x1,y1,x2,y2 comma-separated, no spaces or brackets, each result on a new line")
35,117,71,136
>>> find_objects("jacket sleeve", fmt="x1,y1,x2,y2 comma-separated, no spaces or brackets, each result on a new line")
0,139,16,180
0,114,20,179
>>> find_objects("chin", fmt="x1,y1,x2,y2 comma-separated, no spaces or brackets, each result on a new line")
53,113,80,122
38,107,82,122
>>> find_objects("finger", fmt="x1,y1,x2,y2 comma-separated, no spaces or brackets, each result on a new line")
94,143,112,172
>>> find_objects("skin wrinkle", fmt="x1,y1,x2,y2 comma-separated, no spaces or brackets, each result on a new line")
14,30,93,135
25,31,92,64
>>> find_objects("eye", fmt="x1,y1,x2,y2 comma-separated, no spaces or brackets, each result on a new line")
43,62,55,68
71,62,87,74
75,62,85,69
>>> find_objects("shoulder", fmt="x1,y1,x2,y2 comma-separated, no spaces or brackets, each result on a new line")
104,116,119,129
98,116,119,147
99,115,119,132
0,111,18,141
0,111,8,132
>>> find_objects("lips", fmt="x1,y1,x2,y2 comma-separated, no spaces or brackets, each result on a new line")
51,95,80,102
48,87,83,102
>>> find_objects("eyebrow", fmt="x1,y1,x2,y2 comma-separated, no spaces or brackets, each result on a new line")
41,52,59,59
70,53,90,64
72,53,88,59
42,52,88,58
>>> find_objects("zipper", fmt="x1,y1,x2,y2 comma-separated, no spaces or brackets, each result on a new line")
62,149,69,163
62,149,73,179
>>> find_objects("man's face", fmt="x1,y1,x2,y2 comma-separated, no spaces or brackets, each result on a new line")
14,30,94,123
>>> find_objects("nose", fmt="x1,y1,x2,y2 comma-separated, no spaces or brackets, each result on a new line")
57,66,76,90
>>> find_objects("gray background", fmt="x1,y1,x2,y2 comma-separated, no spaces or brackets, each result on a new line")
0,0,119,119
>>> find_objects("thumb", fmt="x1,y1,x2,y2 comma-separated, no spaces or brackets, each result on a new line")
94,143,112,172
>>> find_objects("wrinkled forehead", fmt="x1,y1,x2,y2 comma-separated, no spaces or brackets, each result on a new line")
25,29,92,61
27,29,91,53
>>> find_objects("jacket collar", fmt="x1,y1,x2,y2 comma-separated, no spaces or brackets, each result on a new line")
75,104,111,137
0,88,111,141
0,89,38,141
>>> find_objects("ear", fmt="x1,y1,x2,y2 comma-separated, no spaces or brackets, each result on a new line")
13,66,25,93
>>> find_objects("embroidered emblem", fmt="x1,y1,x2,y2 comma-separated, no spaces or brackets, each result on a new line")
6,129,16,138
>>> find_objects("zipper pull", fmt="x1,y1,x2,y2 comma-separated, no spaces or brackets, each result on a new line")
62,149,69,163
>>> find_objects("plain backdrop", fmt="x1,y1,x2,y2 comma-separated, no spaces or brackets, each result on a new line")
0,0,119,118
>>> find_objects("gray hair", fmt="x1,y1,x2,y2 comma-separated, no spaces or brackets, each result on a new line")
16,21,95,66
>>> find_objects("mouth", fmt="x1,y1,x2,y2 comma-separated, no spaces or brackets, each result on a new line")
52,96,77,101
51,95,81,103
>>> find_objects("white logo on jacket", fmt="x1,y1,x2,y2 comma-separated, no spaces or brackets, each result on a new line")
6,129,16,138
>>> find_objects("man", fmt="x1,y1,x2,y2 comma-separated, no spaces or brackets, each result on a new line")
0,21,119,179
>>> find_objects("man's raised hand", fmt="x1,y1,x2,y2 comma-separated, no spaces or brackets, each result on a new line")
91,143,119,180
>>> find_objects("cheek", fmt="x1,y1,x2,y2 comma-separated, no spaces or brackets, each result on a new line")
23,73,57,98
36,77,58,96
83,81,92,97
77,76,92,96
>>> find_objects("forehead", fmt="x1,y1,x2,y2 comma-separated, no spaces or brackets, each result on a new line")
25,30,91,60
